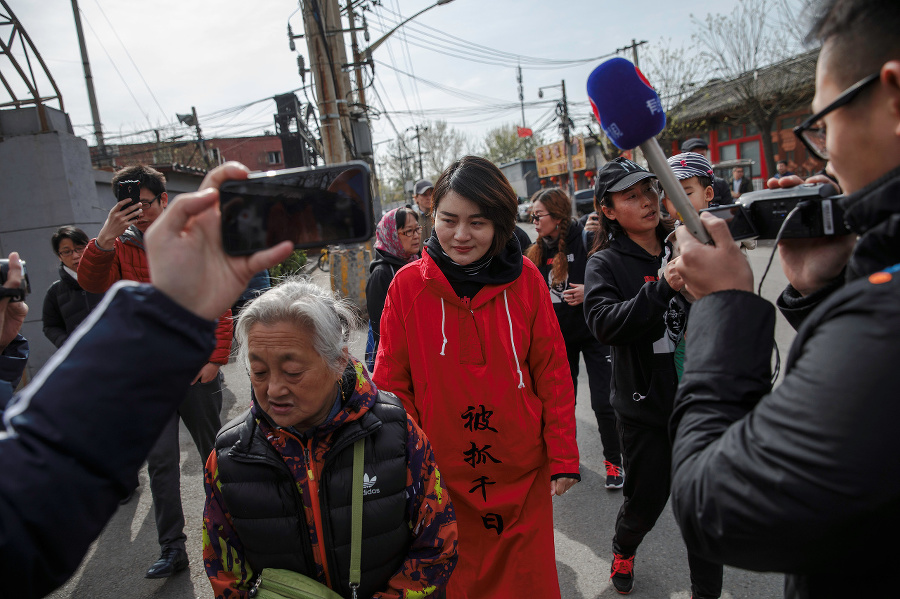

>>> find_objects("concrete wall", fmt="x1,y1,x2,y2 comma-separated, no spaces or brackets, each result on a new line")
0,107,110,376
0,107,207,377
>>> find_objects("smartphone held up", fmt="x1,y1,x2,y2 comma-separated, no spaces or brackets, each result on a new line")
117,180,141,209
219,162,373,256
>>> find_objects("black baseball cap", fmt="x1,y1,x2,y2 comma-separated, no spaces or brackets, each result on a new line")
594,157,657,202
681,138,709,152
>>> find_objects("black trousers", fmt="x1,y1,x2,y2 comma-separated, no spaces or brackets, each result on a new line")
565,334,621,466
613,419,723,598
147,374,223,551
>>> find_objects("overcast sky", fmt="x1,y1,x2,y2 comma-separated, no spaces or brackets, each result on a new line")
10,0,751,157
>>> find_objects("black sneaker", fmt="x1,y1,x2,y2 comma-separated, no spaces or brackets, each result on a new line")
610,552,635,594
605,460,625,489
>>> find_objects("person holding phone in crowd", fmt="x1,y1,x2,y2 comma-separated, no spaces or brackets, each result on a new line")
373,156,579,598
0,163,294,596
77,165,234,579
525,187,623,489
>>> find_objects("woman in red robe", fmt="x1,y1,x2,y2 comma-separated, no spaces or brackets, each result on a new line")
373,156,579,598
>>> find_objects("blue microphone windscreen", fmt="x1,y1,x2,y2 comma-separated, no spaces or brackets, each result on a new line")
587,57,666,150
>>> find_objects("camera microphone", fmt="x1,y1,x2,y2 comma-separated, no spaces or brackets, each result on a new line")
587,58,711,243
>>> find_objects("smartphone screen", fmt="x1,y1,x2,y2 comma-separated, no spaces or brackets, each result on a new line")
117,180,141,209
220,162,373,255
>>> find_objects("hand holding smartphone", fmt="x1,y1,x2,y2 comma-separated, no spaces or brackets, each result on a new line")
219,162,374,255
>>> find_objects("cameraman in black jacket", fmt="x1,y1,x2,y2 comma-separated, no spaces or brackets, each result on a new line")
667,1,900,597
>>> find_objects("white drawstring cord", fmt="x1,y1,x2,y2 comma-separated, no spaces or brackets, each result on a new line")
439,298,447,356
503,290,525,389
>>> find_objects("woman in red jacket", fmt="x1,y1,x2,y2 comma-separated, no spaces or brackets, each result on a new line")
373,156,579,599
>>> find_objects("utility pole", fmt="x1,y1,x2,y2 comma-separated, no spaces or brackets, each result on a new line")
517,64,525,128
347,4,368,111
71,0,106,165
408,125,427,179
617,38,647,70
559,80,576,216
191,106,211,168
177,108,211,168
301,0,354,163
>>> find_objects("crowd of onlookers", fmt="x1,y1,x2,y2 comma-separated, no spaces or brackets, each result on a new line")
1,0,898,597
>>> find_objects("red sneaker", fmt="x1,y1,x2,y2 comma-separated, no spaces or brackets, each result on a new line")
610,552,635,594
604,460,625,489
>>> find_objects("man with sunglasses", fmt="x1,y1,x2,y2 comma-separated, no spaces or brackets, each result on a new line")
666,0,900,596
79,165,233,580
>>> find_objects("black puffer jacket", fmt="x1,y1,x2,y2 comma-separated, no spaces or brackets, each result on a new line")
215,390,410,599
670,165,900,598
366,248,414,355
42,264,104,348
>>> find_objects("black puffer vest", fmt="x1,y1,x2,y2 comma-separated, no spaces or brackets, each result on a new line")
215,390,410,599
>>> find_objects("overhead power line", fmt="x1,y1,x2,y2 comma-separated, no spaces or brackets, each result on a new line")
372,4,618,69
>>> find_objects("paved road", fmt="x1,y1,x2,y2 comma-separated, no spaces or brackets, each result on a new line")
49,225,792,598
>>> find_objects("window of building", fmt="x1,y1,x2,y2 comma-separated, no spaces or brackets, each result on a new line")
745,122,759,136
719,144,738,162
209,147,222,164
718,125,731,141
267,151,282,164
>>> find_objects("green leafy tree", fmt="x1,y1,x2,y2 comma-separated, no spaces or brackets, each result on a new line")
269,249,308,281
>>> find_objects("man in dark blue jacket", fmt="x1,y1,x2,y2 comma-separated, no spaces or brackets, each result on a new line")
669,1,900,596
0,163,293,598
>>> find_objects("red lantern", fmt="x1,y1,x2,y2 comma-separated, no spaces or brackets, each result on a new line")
584,170,594,178
550,176,558,182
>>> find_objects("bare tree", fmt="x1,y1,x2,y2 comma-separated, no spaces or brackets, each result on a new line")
421,120,470,179
691,0,812,175
642,38,708,114
376,120,470,207
481,123,543,166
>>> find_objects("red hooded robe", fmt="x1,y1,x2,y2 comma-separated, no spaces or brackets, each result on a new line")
374,252,578,599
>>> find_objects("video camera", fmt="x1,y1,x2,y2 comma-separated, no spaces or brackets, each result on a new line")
701,183,850,241
0,259,30,302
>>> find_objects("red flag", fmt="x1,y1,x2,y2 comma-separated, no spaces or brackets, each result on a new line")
517,127,533,138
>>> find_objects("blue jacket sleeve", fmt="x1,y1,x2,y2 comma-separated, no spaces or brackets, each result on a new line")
0,281,216,597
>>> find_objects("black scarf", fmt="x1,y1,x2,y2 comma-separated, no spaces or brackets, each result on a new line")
425,230,523,299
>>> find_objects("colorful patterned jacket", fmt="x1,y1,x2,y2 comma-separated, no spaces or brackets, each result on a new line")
203,360,458,598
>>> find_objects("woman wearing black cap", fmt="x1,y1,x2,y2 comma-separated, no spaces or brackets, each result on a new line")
525,187,624,490
583,157,723,598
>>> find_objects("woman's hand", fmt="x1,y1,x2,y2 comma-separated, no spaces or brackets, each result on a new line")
664,257,685,292
551,477,578,496
563,283,584,306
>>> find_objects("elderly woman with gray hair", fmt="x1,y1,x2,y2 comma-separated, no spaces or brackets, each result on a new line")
202,279,458,599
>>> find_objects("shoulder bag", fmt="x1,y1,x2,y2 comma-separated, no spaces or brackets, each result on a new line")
249,438,365,599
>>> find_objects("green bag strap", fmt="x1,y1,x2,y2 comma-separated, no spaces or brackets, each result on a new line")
349,437,365,594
